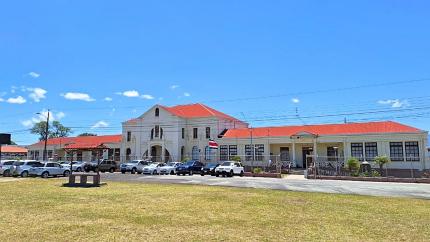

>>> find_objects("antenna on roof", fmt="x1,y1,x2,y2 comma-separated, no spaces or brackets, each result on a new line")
344,117,347,124
295,107,306,125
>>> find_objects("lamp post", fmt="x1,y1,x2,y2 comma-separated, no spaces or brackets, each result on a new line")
36,110,50,161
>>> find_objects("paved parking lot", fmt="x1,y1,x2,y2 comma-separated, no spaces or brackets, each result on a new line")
100,173,430,199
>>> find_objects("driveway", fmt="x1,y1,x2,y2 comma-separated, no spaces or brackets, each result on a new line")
100,173,430,199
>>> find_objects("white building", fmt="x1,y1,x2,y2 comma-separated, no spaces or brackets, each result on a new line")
122,103,429,175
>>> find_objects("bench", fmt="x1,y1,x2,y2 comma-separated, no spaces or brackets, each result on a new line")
67,174,101,187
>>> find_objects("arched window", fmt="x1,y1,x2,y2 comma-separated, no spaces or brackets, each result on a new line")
151,129,154,139
181,146,185,161
205,146,212,160
155,125,160,137
192,146,199,160
155,108,159,117
126,148,131,160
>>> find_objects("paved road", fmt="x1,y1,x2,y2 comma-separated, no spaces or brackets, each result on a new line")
100,173,430,199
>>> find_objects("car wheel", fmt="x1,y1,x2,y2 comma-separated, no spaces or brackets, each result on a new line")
76,167,82,172
109,168,115,173
63,170,70,177
201,173,204,176
240,171,244,177
121,171,126,174
170,170,174,175
137,171,142,174
152,170,157,175
131,168,136,174
215,172,219,177
21,171,29,178
176,173,180,176
41,171,49,178
229,170,234,177
3,170,10,177
222,173,225,177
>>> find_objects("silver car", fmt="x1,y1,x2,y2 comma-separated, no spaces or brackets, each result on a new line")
60,161,87,172
11,160,42,177
142,163,165,175
29,162,70,178
120,160,150,174
0,160,16,177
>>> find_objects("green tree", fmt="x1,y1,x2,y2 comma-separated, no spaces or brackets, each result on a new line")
374,155,391,176
231,156,241,162
78,133,98,137
30,121,72,141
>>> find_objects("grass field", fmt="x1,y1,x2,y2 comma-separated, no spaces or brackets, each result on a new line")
0,179,429,242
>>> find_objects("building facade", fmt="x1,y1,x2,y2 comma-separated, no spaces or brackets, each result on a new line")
122,103,429,172
0,145,28,160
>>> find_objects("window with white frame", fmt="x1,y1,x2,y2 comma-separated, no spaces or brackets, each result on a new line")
220,145,228,161
228,145,237,160
405,141,420,161
351,143,364,161
365,142,378,161
204,146,212,160
245,145,254,161
255,144,264,161
390,142,404,161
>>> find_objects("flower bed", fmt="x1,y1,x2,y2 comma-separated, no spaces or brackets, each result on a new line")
308,175,430,184
244,172,282,178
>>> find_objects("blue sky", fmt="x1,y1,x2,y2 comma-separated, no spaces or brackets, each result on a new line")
1,0,430,145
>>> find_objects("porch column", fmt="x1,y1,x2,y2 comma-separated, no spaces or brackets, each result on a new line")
313,138,317,157
147,143,151,159
292,140,296,167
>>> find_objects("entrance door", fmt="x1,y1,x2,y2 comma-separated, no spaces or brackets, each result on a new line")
302,147,313,168
280,147,290,161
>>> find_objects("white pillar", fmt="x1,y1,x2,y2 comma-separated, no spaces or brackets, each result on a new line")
292,140,296,167
313,138,317,157
161,143,165,162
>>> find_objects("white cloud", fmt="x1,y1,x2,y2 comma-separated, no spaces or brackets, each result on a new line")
28,72,40,78
27,87,47,102
104,97,113,101
21,110,66,128
62,92,95,102
170,85,180,90
0,98,3,102
7,96,26,104
183,92,191,97
141,94,154,100
120,90,140,97
291,98,300,104
378,99,410,108
91,121,109,129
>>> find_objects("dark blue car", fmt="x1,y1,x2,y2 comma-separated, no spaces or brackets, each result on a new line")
176,160,204,176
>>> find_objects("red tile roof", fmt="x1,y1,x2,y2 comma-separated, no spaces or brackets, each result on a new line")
30,135,122,149
0,146,28,153
160,103,242,122
222,121,423,138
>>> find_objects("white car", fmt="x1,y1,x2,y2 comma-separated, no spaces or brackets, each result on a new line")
120,160,150,174
0,160,16,177
142,163,165,175
158,162,182,175
215,161,244,177
60,161,87,172
29,162,70,178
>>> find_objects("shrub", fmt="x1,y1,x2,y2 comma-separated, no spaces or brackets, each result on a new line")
253,167,263,174
231,156,241,162
346,158,360,172
374,156,391,176
371,170,381,177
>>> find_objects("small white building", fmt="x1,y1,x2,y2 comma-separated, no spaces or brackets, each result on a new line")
122,103,429,174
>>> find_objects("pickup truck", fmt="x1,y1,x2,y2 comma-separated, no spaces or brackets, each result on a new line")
214,161,244,177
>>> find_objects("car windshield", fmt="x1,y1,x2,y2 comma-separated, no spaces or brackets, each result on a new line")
13,161,24,166
130,160,140,163
3,161,14,165
183,161,194,166
205,163,217,168
221,162,233,166
148,163,158,167
166,162,177,166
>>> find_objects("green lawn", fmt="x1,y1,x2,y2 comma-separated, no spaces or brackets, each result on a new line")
0,179,429,242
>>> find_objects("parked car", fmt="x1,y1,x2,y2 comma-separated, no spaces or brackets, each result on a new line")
29,162,70,178
120,160,150,174
11,160,42,177
142,163,165,175
60,161,87,172
158,162,182,175
215,161,244,177
0,160,16,177
201,163,220,176
84,160,117,173
176,160,204,176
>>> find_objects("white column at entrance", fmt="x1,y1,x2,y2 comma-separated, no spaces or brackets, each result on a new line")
147,143,151,159
161,143,165,162
313,138,317,158
292,140,296,167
